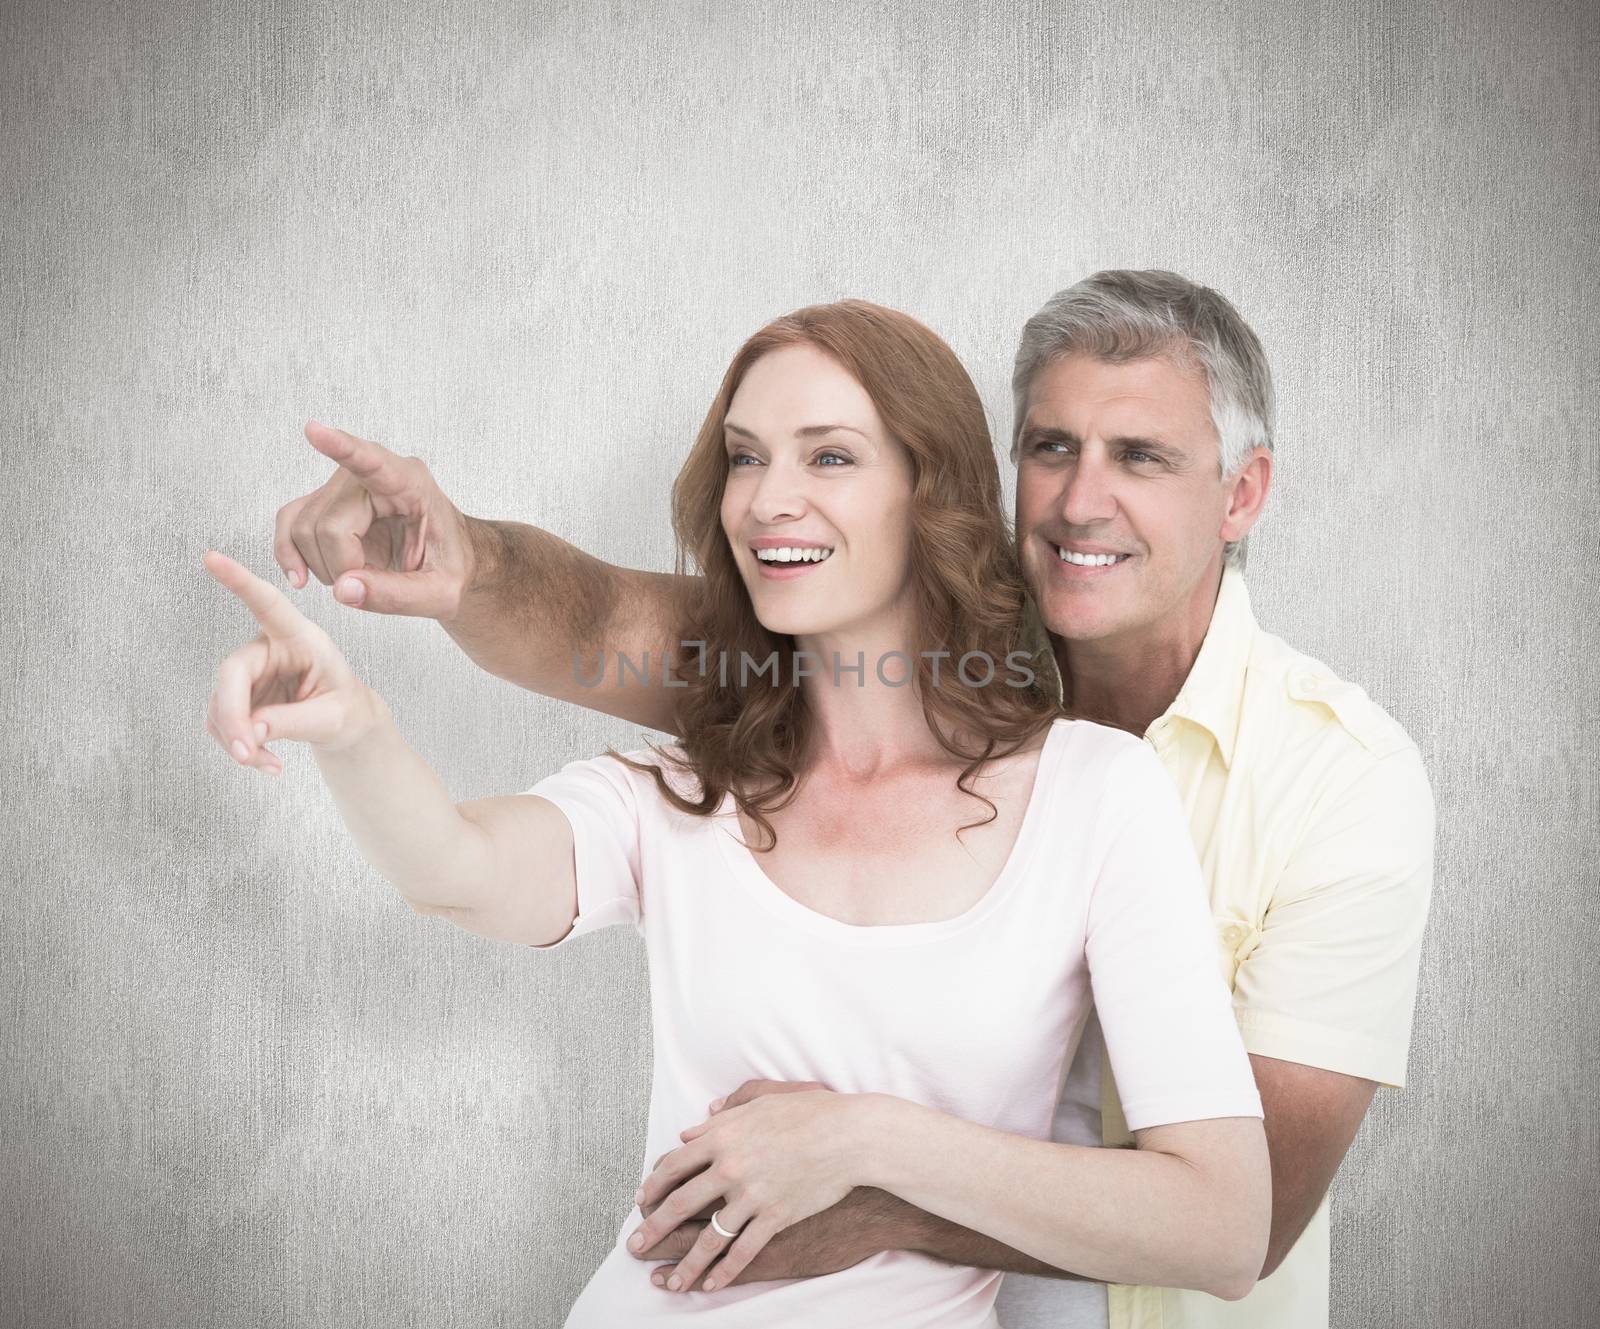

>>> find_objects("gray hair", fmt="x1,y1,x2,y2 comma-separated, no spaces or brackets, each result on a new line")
1010,270,1274,570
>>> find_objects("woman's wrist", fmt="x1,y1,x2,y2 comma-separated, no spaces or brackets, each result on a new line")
846,1093,918,1192
310,684,392,755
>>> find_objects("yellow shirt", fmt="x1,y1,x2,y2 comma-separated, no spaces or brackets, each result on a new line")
1026,564,1436,1329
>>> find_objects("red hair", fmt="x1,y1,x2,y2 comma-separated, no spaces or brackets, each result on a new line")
615,300,1059,849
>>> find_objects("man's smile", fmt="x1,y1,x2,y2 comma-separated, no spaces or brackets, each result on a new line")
1048,541,1134,577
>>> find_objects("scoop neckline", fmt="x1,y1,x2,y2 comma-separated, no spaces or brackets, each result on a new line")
710,719,1072,947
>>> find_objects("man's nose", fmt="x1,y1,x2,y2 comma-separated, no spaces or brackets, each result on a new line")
1060,453,1117,526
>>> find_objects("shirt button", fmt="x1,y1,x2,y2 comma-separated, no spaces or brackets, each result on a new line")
1221,922,1247,944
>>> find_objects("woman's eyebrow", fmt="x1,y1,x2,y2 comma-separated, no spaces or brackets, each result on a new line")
796,424,869,440
724,422,869,441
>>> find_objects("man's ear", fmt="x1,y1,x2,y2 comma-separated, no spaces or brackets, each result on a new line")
1220,447,1273,545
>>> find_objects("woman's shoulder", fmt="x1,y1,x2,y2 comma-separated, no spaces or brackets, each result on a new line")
601,740,713,806
1046,715,1150,765
1037,717,1170,811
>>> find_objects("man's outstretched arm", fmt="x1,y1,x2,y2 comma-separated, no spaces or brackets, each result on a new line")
273,421,691,734
451,516,690,728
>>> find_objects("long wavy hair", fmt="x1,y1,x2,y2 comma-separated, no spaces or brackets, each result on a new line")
614,299,1061,850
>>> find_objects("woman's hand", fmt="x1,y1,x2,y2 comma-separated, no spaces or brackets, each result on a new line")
629,1088,873,1294
202,550,385,774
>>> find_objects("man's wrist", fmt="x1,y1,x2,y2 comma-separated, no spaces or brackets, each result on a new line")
856,1187,935,1255
459,517,503,601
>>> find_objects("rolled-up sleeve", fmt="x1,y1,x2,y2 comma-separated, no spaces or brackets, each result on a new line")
522,755,645,950
1232,744,1436,1087
1087,744,1265,1132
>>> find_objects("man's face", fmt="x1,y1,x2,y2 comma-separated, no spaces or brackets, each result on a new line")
1014,352,1244,646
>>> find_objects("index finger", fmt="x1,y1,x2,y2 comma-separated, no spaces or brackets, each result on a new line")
203,550,312,638
303,421,413,500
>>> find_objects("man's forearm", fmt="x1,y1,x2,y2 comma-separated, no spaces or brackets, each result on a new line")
446,518,692,729
670,1187,1088,1284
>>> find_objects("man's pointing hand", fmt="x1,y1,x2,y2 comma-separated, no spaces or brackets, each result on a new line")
274,420,478,620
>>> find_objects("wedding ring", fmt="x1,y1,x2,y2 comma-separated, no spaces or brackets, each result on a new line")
710,1208,741,1240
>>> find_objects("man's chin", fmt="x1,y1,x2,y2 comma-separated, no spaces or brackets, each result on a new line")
1032,591,1128,643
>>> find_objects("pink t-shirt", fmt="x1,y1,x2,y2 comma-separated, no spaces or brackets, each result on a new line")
527,717,1262,1328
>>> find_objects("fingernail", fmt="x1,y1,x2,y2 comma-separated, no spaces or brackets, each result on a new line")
651,1273,664,1287
710,1097,725,1112
231,739,250,761
704,1278,719,1292
254,722,268,742
634,1188,644,1205
629,1233,644,1251
667,1276,681,1291
335,577,364,605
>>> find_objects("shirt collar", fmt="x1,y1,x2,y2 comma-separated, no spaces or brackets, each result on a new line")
1024,563,1257,770
1161,562,1256,769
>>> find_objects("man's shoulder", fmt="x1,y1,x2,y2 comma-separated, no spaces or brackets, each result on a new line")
1244,626,1421,766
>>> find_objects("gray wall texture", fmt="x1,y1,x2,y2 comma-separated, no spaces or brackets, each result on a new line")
4,0,1596,1325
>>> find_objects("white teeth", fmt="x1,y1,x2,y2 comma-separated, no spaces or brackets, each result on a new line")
1058,547,1127,567
755,546,833,564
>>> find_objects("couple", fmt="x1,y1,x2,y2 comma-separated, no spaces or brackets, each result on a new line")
203,271,1434,1329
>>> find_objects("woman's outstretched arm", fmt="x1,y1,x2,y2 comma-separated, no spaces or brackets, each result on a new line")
202,548,580,941
309,699,580,943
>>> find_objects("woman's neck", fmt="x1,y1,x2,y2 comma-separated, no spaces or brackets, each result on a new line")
791,622,952,778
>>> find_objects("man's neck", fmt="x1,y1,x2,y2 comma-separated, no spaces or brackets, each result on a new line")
1053,567,1225,738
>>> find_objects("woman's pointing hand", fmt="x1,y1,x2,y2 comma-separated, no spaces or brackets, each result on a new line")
201,549,384,775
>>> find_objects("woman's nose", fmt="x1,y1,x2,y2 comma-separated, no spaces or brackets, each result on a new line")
750,465,808,524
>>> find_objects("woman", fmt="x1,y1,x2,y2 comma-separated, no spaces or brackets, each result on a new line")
202,300,1269,1326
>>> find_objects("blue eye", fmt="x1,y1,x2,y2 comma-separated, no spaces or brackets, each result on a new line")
728,453,759,467
815,451,851,467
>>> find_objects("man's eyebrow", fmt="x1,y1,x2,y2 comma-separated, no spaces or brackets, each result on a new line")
1020,425,1175,453
1107,434,1175,453
1020,425,1083,445
724,422,869,441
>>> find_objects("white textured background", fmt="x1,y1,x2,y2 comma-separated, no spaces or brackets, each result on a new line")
4,0,1596,1325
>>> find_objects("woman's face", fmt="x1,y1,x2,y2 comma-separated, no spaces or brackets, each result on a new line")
719,343,916,642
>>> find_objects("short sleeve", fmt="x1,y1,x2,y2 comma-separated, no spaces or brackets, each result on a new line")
1232,745,1435,1087
522,754,645,950
1086,743,1264,1131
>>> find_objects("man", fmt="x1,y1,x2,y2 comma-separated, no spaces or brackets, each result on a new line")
257,271,1435,1328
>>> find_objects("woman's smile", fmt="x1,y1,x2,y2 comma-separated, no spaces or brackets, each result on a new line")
750,537,836,581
